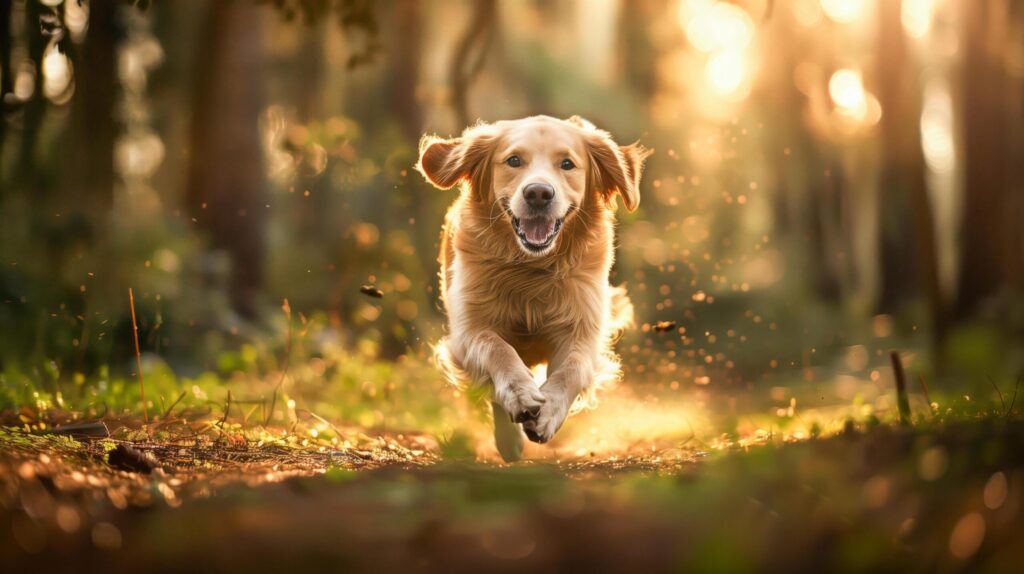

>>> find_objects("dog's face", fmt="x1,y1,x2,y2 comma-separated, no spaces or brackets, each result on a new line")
493,118,587,253
418,115,649,256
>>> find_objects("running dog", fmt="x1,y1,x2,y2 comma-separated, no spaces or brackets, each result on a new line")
417,115,649,461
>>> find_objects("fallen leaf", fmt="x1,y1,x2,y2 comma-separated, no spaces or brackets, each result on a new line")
653,320,676,333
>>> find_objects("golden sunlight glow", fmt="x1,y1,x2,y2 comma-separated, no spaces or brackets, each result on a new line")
115,131,166,180
949,512,986,559
679,0,756,103
119,36,165,93
42,44,74,104
793,0,823,27
901,0,935,39
681,0,755,54
829,69,866,113
541,386,710,459
920,80,955,174
828,68,882,129
820,0,865,24
13,61,36,100
705,49,746,95
65,0,90,42
793,61,821,96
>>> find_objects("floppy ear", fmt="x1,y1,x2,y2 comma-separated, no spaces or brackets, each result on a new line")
417,136,464,190
585,130,652,212
417,124,499,196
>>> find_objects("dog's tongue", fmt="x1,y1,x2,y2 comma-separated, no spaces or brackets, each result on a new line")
521,217,554,244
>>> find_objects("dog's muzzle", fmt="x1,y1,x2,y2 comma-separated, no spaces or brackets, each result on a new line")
512,215,563,252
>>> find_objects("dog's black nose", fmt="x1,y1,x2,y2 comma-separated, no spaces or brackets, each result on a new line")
523,183,554,210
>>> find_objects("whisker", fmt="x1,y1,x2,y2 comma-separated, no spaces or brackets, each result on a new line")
475,198,512,240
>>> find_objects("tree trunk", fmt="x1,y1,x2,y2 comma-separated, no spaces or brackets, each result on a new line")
955,0,1022,317
449,0,495,128
0,0,13,161
876,0,946,356
186,0,266,319
60,0,119,372
67,0,118,216
616,0,659,99
18,0,47,184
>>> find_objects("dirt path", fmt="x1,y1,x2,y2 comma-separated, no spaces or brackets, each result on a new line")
2,419,1023,572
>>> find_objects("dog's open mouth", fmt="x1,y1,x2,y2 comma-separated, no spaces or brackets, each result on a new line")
512,215,563,252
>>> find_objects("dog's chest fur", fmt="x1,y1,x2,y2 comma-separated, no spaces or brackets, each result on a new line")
464,259,581,334
440,196,613,362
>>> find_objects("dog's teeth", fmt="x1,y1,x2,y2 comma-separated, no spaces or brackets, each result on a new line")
512,215,565,251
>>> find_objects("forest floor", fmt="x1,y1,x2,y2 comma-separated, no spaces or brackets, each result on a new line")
1,407,1022,572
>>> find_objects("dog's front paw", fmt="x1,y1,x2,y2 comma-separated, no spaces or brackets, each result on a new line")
522,390,570,444
495,375,546,424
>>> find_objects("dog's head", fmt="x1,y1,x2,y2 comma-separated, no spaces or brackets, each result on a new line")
417,115,651,256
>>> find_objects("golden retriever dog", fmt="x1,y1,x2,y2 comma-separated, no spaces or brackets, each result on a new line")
417,115,650,461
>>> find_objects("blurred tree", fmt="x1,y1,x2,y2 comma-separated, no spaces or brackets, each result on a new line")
296,25,337,253
66,0,118,218
956,0,1024,318
450,0,495,127
760,6,844,305
617,0,660,99
0,0,118,370
263,0,379,67
379,0,425,356
389,0,422,142
55,0,121,372
809,162,845,303
187,0,266,319
876,0,946,356
294,19,324,120
17,0,47,185
0,0,12,157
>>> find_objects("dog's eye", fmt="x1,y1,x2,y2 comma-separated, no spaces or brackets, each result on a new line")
560,159,576,170
506,155,522,168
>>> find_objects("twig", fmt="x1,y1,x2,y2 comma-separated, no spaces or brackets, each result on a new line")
1006,377,1020,418
218,390,233,428
128,287,148,423
986,375,1006,410
917,374,932,407
264,299,292,426
241,404,261,427
44,421,110,438
163,390,187,419
296,408,345,439
890,351,911,426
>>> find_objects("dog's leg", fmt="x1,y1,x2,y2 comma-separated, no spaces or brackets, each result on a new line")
491,402,524,462
523,347,595,444
452,330,546,423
